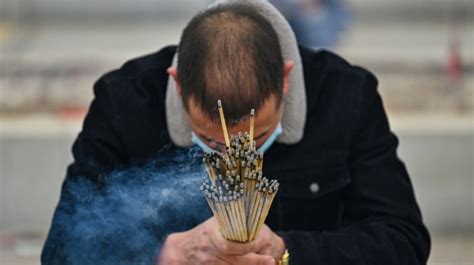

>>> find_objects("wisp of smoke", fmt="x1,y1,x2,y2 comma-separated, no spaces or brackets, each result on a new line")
42,147,211,265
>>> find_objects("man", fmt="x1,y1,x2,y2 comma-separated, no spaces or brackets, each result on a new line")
42,2,430,265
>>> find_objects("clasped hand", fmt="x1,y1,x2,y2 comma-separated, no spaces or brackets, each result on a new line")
157,217,286,265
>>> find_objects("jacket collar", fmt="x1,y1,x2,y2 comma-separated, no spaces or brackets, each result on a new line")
166,0,306,147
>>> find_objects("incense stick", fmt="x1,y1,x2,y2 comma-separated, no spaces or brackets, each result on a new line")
217,99,230,148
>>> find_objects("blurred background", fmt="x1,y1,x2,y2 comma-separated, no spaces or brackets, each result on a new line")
0,0,472,264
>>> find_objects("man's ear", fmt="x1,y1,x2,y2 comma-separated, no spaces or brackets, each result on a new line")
167,67,182,97
282,60,294,95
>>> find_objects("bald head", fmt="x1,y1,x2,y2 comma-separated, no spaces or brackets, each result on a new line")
177,4,284,123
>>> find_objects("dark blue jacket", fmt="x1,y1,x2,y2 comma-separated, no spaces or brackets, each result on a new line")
42,46,430,264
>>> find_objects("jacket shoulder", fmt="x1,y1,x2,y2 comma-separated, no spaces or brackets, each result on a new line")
298,47,380,150
88,46,177,159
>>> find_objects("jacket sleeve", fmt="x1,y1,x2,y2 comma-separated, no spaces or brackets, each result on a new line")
41,75,128,264
278,72,431,264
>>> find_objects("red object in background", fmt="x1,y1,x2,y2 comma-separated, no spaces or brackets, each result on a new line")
57,106,87,121
447,22,463,82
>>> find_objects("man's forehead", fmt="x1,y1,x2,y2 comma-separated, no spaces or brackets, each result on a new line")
188,95,279,122
190,111,250,131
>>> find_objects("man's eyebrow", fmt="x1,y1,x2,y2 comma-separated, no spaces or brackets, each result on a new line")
254,130,269,140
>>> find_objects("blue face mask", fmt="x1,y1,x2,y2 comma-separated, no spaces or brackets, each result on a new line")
191,122,282,154
258,122,282,153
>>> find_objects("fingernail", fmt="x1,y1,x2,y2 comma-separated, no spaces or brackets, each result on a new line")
266,258,275,265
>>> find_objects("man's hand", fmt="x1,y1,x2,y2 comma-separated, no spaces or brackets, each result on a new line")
157,217,285,265
251,224,287,261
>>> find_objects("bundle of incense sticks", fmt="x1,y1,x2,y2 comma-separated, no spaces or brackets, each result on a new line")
199,100,279,242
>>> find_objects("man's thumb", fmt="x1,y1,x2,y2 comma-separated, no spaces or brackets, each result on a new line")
235,253,276,265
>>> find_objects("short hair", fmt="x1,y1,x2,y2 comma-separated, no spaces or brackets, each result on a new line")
177,3,284,124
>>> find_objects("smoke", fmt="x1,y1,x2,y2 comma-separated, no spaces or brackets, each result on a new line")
43,146,212,265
